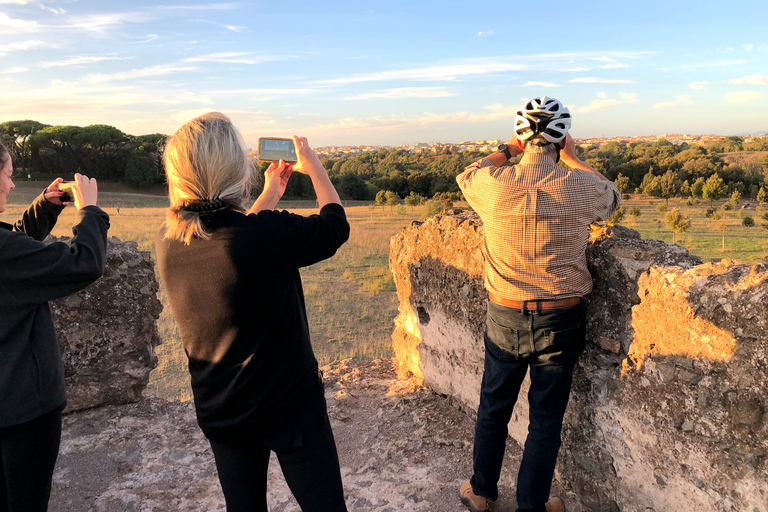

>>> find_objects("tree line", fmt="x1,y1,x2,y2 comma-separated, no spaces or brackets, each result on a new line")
0,120,166,188
2,119,767,200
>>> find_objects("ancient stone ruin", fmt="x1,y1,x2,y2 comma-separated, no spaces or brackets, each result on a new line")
50,237,162,413
390,209,767,512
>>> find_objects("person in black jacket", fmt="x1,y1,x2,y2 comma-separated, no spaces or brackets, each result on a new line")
0,142,110,512
155,112,350,512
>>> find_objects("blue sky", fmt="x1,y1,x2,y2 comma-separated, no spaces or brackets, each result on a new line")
1,0,767,147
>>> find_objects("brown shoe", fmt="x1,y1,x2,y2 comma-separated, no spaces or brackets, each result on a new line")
459,480,493,511
545,496,566,512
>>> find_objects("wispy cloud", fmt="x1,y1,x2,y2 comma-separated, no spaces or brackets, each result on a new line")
601,64,629,69
688,81,708,90
158,3,238,10
569,77,635,84
317,62,527,85
477,30,495,37
39,56,133,68
311,103,518,134
0,40,47,55
345,87,455,100
193,19,246,32
184,52,287,65
65,12,152,34
84,63,196,83
728,74,768,86
653,95,692,109
743,44,754,52
4,67,30,74
0,12,39,32
523,81,560,88
682,60,746,69
572,92,638,113
724,90,763,103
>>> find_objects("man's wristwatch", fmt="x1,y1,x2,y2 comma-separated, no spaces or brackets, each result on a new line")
497,143,512,160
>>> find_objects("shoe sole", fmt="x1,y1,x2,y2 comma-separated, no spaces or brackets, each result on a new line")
460,495,488,512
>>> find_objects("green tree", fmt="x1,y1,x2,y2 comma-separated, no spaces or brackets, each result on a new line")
729,190,741,206
702,173,726,205
680,180,691,197
124,155,159,188
607,206,625,225
665,208,691,243
742,216,755,227
614,174,630,194
691,177,705,198
384,190,401,207
757,187,766,204
336,172,369,200
404,191,424,209
375,190,387,205
658,170,679,206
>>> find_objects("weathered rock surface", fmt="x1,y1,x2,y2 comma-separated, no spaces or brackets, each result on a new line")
50,237,162,413
390,209,768,512
51,360,537,512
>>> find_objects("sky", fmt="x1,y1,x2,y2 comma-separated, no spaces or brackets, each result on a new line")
0,0,767,148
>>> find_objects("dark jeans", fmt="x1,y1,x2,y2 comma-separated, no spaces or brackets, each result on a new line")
0,410,62,512
207,383,347,512
470,300,586,512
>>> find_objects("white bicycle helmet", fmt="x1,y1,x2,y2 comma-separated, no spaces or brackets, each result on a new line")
514,96,571,144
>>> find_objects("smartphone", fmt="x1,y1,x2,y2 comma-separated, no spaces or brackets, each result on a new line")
58,181,76,203
257,137,297,163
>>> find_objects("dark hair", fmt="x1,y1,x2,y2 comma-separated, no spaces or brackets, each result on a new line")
0,143,9,168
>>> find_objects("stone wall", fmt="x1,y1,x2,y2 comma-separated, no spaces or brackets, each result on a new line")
390,209,768,512
50,237,162,413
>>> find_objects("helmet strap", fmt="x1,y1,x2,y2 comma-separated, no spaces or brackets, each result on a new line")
517,139,525,151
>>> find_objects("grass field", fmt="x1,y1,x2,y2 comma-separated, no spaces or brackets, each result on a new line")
4,182,767,400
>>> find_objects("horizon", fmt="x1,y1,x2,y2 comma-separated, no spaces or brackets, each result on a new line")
1,1,767,148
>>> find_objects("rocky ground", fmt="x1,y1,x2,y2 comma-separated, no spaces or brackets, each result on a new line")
50,359,577,512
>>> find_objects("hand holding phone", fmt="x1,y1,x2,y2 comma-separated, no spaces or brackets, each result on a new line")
258,137,297,163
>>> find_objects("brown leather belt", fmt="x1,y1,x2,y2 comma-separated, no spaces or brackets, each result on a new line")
489,292,583,311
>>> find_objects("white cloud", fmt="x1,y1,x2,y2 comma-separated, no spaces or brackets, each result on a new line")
66,12,151,34
0,40,47,54
39,56,133,68
523,81,560,88
477,30,495,37
317,62,528,85
728,74,768,86
569,77,635,84
601,64,629,69
0,0,37,3
4,67,30,74
311,103,518,134
573,92,638,113
84,63,196,83
683,60,746,69
158,3,238,10
724,90,763,103
0,13,39,32
593,57,615,62
743,44,754,52
345,87,455,100
688,81,708,90
653,95,692,109
184,52,286,65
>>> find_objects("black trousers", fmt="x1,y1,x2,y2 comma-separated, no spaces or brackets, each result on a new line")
0,410,62,512
471,301,586,512
206,384,347,512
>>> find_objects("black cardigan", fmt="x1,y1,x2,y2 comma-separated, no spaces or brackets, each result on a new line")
155,203,350,438
0,193,110,427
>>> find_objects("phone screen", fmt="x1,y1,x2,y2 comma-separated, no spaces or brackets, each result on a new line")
258,137,297,163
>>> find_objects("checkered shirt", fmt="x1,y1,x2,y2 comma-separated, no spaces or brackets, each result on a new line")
457,152,621,301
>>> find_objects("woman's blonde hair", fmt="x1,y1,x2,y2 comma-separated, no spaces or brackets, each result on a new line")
164,112,253,244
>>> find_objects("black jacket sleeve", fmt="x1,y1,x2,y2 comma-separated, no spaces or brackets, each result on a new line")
10,192,66,240
258,203,350,269
0,206,110,306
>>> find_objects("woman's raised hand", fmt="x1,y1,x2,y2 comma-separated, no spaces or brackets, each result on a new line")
44,178,66,206
263,159,293,200
72,173,98,210
290,136,325,177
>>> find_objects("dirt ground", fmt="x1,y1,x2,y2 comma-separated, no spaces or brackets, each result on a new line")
49,359,536,512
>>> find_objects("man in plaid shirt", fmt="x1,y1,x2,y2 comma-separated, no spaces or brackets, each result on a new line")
456,97,620,512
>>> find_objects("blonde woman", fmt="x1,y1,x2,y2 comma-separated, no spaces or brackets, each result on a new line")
0,142,108,512
155,113,349,512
